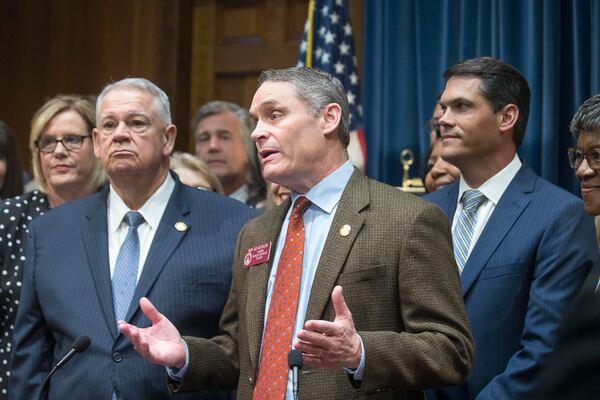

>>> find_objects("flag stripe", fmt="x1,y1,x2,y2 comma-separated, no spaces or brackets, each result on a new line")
297,0,366,171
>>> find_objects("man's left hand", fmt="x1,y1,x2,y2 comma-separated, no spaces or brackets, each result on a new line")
294,285,361,369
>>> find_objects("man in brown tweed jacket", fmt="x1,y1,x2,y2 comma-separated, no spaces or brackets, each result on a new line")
120,67,473,399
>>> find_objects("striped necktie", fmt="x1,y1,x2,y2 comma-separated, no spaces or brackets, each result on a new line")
112,211,144,324
453,190,486,273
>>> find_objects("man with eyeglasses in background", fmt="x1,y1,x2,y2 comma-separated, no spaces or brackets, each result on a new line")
9,79,256,400
425,57,597,400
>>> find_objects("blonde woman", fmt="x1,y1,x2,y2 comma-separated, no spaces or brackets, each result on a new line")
170,151,223,193
0,95,104,398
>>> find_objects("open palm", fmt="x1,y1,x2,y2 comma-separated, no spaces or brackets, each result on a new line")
118,297,187,368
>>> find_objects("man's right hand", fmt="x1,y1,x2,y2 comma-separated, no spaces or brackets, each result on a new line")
118,297,186,369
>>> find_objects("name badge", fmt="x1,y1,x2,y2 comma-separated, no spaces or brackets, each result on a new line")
243,242,272,268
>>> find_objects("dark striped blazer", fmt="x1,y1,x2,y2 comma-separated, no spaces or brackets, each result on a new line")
9,174,256,400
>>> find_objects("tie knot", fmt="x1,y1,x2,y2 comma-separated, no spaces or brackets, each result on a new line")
124,211,144,229
461,190,486,212
292,196,311,216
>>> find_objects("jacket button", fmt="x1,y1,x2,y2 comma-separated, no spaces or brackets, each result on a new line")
112,352,122,362
249,377,254,386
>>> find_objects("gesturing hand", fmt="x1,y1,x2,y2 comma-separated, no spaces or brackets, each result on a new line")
118,297,187,369
294,286,362,369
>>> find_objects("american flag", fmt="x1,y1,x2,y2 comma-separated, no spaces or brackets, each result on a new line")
297,0,366,171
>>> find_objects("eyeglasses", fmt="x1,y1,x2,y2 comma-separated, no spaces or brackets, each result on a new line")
567,147,600,169
36,134,91,154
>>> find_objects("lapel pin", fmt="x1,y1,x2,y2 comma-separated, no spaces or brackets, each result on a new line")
340,224,351,237
174,222,188,232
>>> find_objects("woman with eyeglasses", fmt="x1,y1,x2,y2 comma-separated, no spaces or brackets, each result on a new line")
0,95,105,398
534,93,600,400
568,94,600,248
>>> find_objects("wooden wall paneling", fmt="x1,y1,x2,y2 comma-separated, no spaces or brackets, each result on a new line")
189,0,217,150
0,0,193,173
189,0,307,144
189,0,364,152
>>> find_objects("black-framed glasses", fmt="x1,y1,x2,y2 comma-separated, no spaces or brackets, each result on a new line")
567,147,600,169
36,134,91,154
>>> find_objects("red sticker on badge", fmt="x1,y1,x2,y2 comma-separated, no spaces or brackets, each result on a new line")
243,242,272,268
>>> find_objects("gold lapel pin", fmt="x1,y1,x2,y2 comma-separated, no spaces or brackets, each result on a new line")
174,222,188,232
340,224,351,237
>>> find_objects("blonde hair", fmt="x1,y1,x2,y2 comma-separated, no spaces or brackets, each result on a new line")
30,94,105,192
170,152,224,194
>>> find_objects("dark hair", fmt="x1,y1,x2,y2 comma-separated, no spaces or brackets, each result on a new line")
421,142,435,192
570,94,600,139
425,118,441,138
444,57,531,148
0,120,24,198
258,67,350,147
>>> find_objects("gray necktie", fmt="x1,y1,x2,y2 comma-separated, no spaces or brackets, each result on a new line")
112,211,144,324
453,190,486,273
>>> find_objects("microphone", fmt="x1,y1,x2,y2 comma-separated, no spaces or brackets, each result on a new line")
288,349,303,400
40,336,91,398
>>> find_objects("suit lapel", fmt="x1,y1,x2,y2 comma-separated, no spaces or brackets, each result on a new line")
246,200,289,368
81,188,116,338
123,181,189,325
304,170,368,322
461,165,535,295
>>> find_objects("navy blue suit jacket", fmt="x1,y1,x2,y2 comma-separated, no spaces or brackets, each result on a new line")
9,176,256,399
425,164,597,400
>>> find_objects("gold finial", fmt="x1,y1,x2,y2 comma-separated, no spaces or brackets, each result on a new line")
398,149,425,194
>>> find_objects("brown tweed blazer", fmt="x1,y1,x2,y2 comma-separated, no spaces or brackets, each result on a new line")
172,170,473,399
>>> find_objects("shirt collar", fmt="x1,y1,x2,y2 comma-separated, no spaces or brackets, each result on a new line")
229,184,249,203
108,173,176,232
290,160,354,214
457,154,522,206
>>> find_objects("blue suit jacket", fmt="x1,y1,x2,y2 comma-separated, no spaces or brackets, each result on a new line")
9,176,257,400
425,164,597,400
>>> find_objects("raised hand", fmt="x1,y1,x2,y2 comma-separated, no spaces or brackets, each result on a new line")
294,286,361,369
118,297,187,369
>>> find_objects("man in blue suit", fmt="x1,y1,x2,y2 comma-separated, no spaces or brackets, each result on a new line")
9,78,256,399
426,57,597,399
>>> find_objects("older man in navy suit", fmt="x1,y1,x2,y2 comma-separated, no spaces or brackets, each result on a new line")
425,57,597,399
9,78,255,399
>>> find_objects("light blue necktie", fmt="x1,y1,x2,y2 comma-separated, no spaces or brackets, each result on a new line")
112,211,144,324
453,190,486,273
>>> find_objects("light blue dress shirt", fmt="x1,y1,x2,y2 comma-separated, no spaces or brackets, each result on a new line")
170,161,364,399
262,160,364,399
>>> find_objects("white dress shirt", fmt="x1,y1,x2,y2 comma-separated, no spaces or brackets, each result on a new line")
452,154,522,258
229,184,250,204
107,173,175,280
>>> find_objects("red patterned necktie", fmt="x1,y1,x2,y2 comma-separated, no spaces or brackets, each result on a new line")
253,196,311,400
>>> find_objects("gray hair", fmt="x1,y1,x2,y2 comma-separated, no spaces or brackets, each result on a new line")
191,100,254,140
257,67,350,147
571,94,600,139
191,100,266,205
96,78,172,125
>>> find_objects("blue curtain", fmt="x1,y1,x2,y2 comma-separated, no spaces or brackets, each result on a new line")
364,0,600,193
